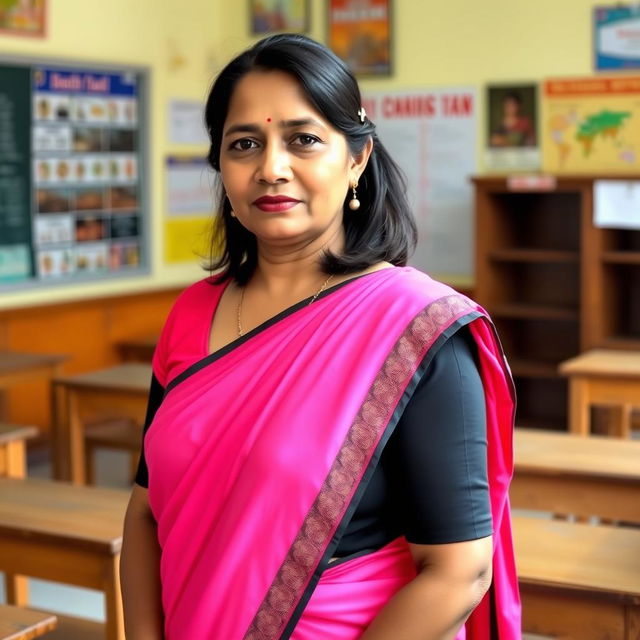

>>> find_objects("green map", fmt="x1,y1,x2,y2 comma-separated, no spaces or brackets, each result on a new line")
575,110,631,156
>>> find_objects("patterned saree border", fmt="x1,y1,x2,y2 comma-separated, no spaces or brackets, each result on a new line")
243,294,476,640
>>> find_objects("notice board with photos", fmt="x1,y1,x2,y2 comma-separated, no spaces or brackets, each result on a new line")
0,56,149,291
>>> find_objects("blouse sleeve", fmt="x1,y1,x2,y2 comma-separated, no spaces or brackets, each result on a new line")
133,373,165,488
386,325,493,544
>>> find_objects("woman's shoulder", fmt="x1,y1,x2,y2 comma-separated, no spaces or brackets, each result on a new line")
386,266,470,303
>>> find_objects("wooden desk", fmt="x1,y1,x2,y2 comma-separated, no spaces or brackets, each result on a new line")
512,428,640,523
0,605,57,640
116,333,158,362
514,516,640,639
0,424,38,479
559,349,640,437
0,353,67,422
53,363,151,484
0,478,128,640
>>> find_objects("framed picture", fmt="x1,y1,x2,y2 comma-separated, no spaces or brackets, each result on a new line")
328,0,392,76
485,83,540,171
250,0,309,35
0,0,46,38
594,4,640,71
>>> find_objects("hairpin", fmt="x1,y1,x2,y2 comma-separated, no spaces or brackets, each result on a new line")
358,107,367,123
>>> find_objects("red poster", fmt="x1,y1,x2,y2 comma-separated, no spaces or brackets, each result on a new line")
328,0,391,75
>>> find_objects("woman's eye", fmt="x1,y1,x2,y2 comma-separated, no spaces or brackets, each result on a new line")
231,138,258,151
291,134,320,147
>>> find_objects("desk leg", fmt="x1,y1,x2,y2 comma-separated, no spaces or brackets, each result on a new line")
0,388,8,421
52,381,70,481
6,440,27,478
68,391,86,485
5,574,29,606
104,554,125,640
568,378,590,435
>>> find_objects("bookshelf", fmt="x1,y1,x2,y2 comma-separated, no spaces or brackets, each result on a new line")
473,175,640,431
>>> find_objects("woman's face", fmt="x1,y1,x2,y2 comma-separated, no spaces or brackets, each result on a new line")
219,70,365,246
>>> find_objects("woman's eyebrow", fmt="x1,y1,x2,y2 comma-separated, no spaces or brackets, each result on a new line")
223,123,261,137
223,117,325,138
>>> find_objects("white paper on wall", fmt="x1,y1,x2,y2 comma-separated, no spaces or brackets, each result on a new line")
362,88,477,278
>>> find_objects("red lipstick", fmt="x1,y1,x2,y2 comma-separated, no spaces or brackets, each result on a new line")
253,195,301,212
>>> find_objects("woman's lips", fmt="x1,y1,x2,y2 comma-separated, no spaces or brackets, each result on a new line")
252,196,301,212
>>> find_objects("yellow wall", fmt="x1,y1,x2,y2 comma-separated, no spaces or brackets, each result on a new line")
0,0,607,308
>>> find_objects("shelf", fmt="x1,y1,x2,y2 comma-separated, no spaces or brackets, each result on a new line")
490,248,579,264
508,359,560,378
491,303,579,322
601,251,640,265
601,336,640,351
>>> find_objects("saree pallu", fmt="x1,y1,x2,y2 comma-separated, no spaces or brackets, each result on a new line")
145,266,521,639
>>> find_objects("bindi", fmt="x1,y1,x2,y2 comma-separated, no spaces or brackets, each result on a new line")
266,117,272,122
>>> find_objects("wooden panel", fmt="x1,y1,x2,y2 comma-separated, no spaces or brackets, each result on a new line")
0,287,180,440
521,585,628,639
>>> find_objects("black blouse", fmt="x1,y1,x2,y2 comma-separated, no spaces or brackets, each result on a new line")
135,325,492,558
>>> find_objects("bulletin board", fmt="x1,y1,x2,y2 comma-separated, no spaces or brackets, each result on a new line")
0,55,149,291
362,87,477,279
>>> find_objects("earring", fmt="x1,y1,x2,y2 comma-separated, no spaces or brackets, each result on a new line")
349,183,360,211
230,210,236,218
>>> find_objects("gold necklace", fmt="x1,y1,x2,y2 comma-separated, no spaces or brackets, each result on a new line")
237,274,335,337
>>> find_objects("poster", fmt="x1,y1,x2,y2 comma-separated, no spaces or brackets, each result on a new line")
250,0,308,34
594,5,640,70
485,83,540,171
0,65,32,282
362,88,477,278
329,0,391,75
542,76,640,174
168,100,209,145
165,156,212,263
0,59,148,290
0,0,45,38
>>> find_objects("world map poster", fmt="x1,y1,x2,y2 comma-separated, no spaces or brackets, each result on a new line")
542,76,640,173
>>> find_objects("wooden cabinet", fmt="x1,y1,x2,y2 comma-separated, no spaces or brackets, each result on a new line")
473,175,640,430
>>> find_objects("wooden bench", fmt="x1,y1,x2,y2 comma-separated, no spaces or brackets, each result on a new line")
0,353,67,443
559,349,640,437
0,424,38,479
512,428,640,523
116,333,158,362
514,516,640,639
53,364,151,484
84,419,143,484
0,477,128,640
0,605,57,640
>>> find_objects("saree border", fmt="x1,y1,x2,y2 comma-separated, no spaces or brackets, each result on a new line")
242,295,483,640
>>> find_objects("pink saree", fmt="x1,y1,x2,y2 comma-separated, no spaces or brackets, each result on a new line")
145,266,521,639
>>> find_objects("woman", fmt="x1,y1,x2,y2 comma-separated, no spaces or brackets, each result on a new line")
121,34,520,639
490,91,536,148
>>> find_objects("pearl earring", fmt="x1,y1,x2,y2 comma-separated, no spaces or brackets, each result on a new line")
349,183,360,211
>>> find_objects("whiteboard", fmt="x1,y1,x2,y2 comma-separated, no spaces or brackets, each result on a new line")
362,87,477,278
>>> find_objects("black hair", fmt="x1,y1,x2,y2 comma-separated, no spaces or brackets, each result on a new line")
503,91,523,105
203,33,417,285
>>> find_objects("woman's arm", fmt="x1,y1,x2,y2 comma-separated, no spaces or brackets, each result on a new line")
120,484,164,639
360,536,493,639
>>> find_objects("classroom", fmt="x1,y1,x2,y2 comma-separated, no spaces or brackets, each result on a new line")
0,1,639,638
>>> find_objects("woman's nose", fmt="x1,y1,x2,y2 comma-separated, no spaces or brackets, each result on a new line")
256,142,293,184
